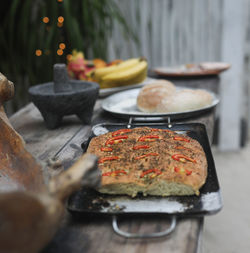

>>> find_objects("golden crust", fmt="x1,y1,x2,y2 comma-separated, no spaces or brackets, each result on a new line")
157,89,213,113
137,81,213,113
87,127,207,197
136,80,176,112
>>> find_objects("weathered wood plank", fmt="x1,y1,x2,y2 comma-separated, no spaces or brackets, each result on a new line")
245,0,250,136
10,103,83,160
111,0,223,65
43,217,201,253
10,103,90,184
219,0,246,150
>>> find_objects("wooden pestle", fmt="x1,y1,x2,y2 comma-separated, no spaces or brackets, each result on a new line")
0,73,100,253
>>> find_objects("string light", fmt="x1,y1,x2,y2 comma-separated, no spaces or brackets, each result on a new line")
57,22,63,28
39,10,65,58
59,43,66,50
42,17,49,23
67,54,72,61
35,49,42,56
58,16,64,23
57,49,63,56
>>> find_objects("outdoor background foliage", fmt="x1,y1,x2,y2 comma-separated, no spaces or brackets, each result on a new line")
0,0,136,112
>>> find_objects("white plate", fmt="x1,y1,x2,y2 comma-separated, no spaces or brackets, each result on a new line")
102,88,219,120
153,62,230,77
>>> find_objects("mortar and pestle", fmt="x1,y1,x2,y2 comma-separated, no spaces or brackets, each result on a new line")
29,64,99,129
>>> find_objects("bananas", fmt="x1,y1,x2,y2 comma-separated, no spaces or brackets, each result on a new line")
92,58,148,89
93,58,140,82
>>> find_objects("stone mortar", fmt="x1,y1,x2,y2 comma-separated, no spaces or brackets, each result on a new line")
29,64,99,129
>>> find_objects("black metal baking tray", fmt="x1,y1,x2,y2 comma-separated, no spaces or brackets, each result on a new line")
68,122,222,217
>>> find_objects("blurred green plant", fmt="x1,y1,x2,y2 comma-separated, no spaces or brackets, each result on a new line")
0,0,137,112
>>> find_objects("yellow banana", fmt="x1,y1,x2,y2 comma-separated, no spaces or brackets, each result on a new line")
102,60,147,82
99,62,147,89
93,58,141,82
115,66,147,86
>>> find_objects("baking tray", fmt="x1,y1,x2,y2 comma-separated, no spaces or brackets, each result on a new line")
68,122,222,216
68,122,222,238
101,88,219,120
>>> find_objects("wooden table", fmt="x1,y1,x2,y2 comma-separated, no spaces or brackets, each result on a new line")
10,101,215,253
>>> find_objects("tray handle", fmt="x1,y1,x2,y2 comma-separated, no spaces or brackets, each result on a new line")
112,215,177,239
127,116,173,129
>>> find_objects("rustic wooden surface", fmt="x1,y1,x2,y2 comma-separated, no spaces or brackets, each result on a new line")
10,101,215,253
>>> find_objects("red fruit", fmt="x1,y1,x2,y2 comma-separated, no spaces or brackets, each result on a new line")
78,72,87,80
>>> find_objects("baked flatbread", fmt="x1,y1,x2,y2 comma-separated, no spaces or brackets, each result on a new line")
87,127,207,197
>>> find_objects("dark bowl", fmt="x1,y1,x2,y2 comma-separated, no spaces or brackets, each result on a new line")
29,80,99,129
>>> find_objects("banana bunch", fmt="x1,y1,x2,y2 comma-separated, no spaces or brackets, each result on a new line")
92,58,148,89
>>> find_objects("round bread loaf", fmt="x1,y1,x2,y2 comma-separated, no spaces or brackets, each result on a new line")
156,89,213,113
136,80,176,112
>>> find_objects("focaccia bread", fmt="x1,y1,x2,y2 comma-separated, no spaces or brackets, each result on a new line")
87,127,207,197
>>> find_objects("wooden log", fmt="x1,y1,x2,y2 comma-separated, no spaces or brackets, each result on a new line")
0,73,14,104
0,73,18,131
0,72,44,192
0,73,101,253
49,154,100,201
0,154,99,253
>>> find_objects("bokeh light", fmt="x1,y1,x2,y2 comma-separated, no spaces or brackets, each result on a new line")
57,49,63,56
58,16,64,23
35,49,42,56
59,43,66,50
67,54,72,61
57,22,63,28
42,17,49,23
57,0,63,2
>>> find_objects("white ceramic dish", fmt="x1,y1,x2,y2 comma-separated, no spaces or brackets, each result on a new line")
102,87,219,120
